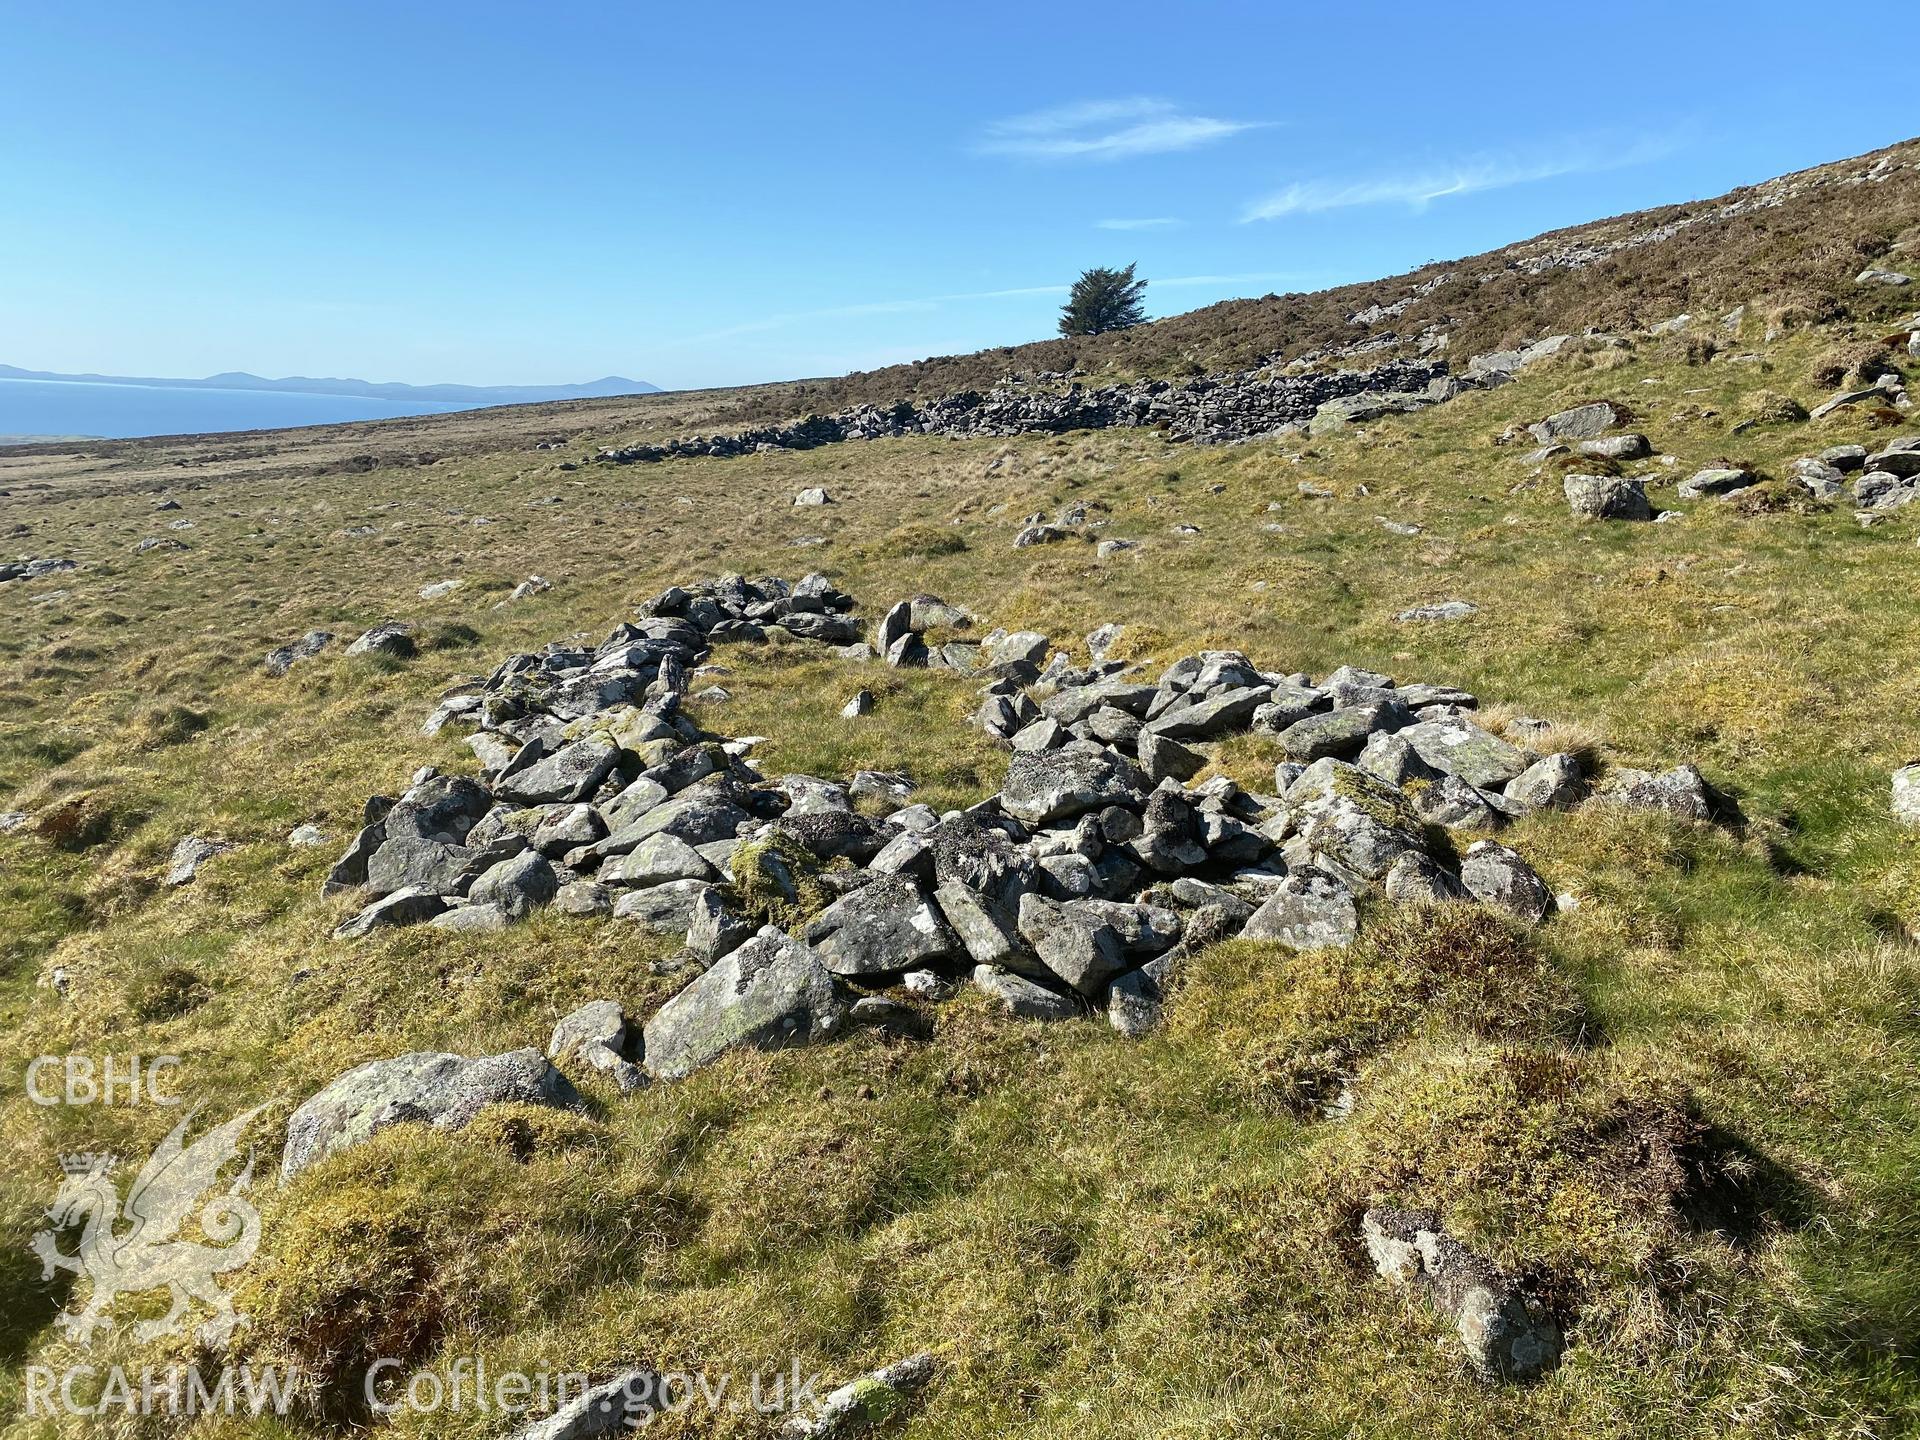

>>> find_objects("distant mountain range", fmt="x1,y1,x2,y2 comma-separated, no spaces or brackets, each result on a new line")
0,364,662,406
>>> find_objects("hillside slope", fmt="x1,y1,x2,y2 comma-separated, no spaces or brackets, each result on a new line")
3,140,1920,1440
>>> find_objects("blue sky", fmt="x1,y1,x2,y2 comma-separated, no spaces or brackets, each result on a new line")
2,1,1909,391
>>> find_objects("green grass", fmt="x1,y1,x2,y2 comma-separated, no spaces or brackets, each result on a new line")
2,324,1920,1436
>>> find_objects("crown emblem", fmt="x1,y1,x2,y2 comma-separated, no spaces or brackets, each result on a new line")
58,1152,119,1178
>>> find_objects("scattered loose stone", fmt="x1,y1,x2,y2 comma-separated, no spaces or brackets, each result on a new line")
345,623,416,659
309,569,1728,1088
1894,765,1920,828
1362,1206,1563,1381
1395,600,1476,623
1563,474,1651,521
597,356,1452,465
430,901,513,933
1242,871,1359,950
1459,840,1553,923
548,1000,647,1093
971,964,1081,1021
333,885,450,939
1579,433,1651,461
1678,467,1755,500
505,1371,660,1440
164,835,229,887
1530,401,1621,443
779,1352,937,1439
265,630,334,677
1597,763,1718,823
805,876,961,977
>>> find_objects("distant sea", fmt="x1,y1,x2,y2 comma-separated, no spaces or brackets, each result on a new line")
0,377,475,441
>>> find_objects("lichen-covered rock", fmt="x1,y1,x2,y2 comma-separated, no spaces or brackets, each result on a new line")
1383,852,1469,905
554,880,613,917
613,878,715,933
1459,840,1553,923
1136,729,1205,784
1394,717,1532,788
933,879,1043,975
1016,892,1128,996
1895,764,1920,828
1143,685,1270,740
1678,467,1756,501
282,1048,583,1179
600,832,716,888
164,835,229,887
1106,966,1163,1038
971,964,1081,1020
547,1000,646,1094
1240,870,1359,950
506,1370,661,1440
641,928,847,1080
331,885,449,939
1408,773,1501,830
1361,1206,1563,1381
1276,701,1408,763
495,736,621,805
1287,759,1427,883
779,1352,938,1438
804,875,961,977
686,886,754,961
1000,742,1145,826
1597,763,1716,822
1563,474,1651,521
770,808,886,864
1529,401,1620,443
1504,753,1584,812
430,902,511,933
469,848,558,918
345,622,415,659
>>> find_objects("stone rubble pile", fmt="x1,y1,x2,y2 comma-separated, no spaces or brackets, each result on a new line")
1837,435,1920,511
317,573,1727,1093
0,558,75,584
594,358,1454,465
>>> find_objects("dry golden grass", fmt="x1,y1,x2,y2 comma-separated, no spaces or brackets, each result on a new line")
3,315,1920,1437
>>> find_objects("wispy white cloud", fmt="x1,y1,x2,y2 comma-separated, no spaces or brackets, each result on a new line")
978,97,1266,162
1095,216,1183,231
1241,137,1679,221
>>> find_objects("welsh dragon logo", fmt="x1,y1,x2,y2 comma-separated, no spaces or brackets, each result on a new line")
31,1104,266,1346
